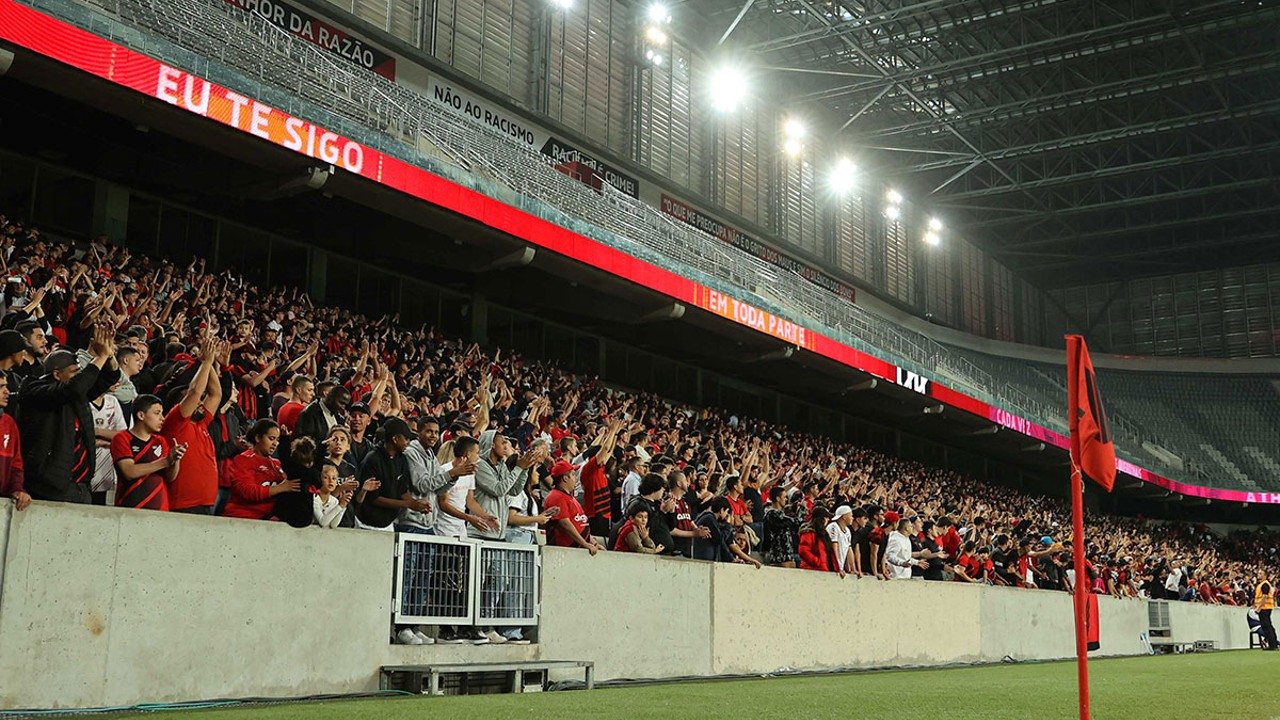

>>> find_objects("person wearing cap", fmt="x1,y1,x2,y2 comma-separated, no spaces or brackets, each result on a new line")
17,325,120,504
0,373,30,511
543,458,604,554
353,417,418,532
827,505,857,576
344,399,374,466
0,329,33,407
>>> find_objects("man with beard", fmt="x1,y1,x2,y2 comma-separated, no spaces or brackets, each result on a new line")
160,338,224,514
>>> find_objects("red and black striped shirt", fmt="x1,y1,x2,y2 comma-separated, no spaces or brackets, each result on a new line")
111,431,171,511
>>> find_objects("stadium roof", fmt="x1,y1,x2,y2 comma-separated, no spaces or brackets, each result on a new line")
696,0,1280,287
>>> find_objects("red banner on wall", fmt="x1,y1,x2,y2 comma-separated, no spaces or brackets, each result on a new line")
0,0,1268,505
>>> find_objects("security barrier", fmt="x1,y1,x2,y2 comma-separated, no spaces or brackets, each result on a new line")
393,534,540,627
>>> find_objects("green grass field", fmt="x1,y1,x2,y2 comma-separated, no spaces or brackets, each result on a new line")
105,651,1278,720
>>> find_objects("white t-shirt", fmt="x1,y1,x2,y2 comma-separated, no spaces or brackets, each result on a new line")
508,491,538,517
826,521,852,573
435,473,476,538
620,472,642,514
90,395,128,493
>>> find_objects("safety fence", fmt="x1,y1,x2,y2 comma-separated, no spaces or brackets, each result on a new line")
393,533,540,627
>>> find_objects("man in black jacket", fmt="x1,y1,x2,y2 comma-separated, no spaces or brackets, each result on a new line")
18,326,120,504
294,385,351,447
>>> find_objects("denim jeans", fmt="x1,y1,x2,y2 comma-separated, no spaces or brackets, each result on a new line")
494,528,536,640
395,526,437,619
213,487,230,516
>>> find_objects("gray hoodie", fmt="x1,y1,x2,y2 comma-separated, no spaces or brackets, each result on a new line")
400,439,457,530
469,430,530,541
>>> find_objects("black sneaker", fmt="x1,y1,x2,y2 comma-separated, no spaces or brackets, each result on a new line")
462,628,489,645
436,627,465,644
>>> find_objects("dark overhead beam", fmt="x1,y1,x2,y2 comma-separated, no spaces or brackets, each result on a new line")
910,100,1280,172
804,3,1269,104
940,141,1280,201
717,0,757,46
966,177,1275,229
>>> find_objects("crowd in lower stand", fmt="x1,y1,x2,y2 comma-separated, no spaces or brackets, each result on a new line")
0,211,1275,646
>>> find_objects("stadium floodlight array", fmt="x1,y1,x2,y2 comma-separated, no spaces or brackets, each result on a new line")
52,0,1190,485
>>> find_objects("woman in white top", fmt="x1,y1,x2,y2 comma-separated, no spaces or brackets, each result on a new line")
313,463,346,528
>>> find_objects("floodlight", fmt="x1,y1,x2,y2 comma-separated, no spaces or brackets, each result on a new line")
709,66,747,112
884,204,901,220
830,158,856,194
928,217,943,232
783,117,806,139
783,138,803,157
652,53,664,66
924,231,941,246
549,0,572,8
645,26,669,45
886,189,903,205
647,3,671,23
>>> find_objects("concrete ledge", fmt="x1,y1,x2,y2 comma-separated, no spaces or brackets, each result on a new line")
0,502,1253,709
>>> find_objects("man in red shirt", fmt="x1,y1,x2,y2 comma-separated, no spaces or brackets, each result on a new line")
0,374,29,510
112,395,187,511
275,374,313,434
579,418,623,538
161,339,223,515
543,460,604,554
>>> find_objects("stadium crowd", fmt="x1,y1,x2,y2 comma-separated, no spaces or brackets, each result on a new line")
0,211,1274,646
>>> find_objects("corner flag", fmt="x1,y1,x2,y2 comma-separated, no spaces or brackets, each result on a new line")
1066,335,1116,492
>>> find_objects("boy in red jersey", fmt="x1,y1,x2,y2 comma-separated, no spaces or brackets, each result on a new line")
112,394,187,511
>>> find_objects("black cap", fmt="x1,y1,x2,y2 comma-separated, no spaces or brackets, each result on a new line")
382,417,412,440
348,401,372,416
0,330,31,359
43,349,78,374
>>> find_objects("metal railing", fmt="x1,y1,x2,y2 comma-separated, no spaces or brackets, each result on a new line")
394,534,540,627
33,0,1230,489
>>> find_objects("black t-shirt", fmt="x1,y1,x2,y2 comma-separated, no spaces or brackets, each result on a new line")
910,535,926,578
743,486,764,522
852,524,873,571
355,447,409,528
922,537,945,581
992,548,1018,583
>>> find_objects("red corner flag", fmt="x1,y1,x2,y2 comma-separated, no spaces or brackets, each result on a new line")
1066,335,1116,492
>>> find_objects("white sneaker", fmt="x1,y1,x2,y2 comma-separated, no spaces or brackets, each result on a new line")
396,628,424,645
483,630,508,645
413,630,435,644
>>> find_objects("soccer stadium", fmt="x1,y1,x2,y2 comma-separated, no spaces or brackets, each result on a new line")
0,0,1277,717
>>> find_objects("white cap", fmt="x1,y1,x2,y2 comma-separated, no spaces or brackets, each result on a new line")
833,504,853,520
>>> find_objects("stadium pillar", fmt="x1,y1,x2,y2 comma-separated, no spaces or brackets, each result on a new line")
91,180,129,244
470,293,489,346
307,251,327,303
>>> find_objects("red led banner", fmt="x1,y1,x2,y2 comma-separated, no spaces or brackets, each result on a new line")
0,0,1269,504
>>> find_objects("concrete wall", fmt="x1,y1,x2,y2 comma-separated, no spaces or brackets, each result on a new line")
0,503,1254,710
